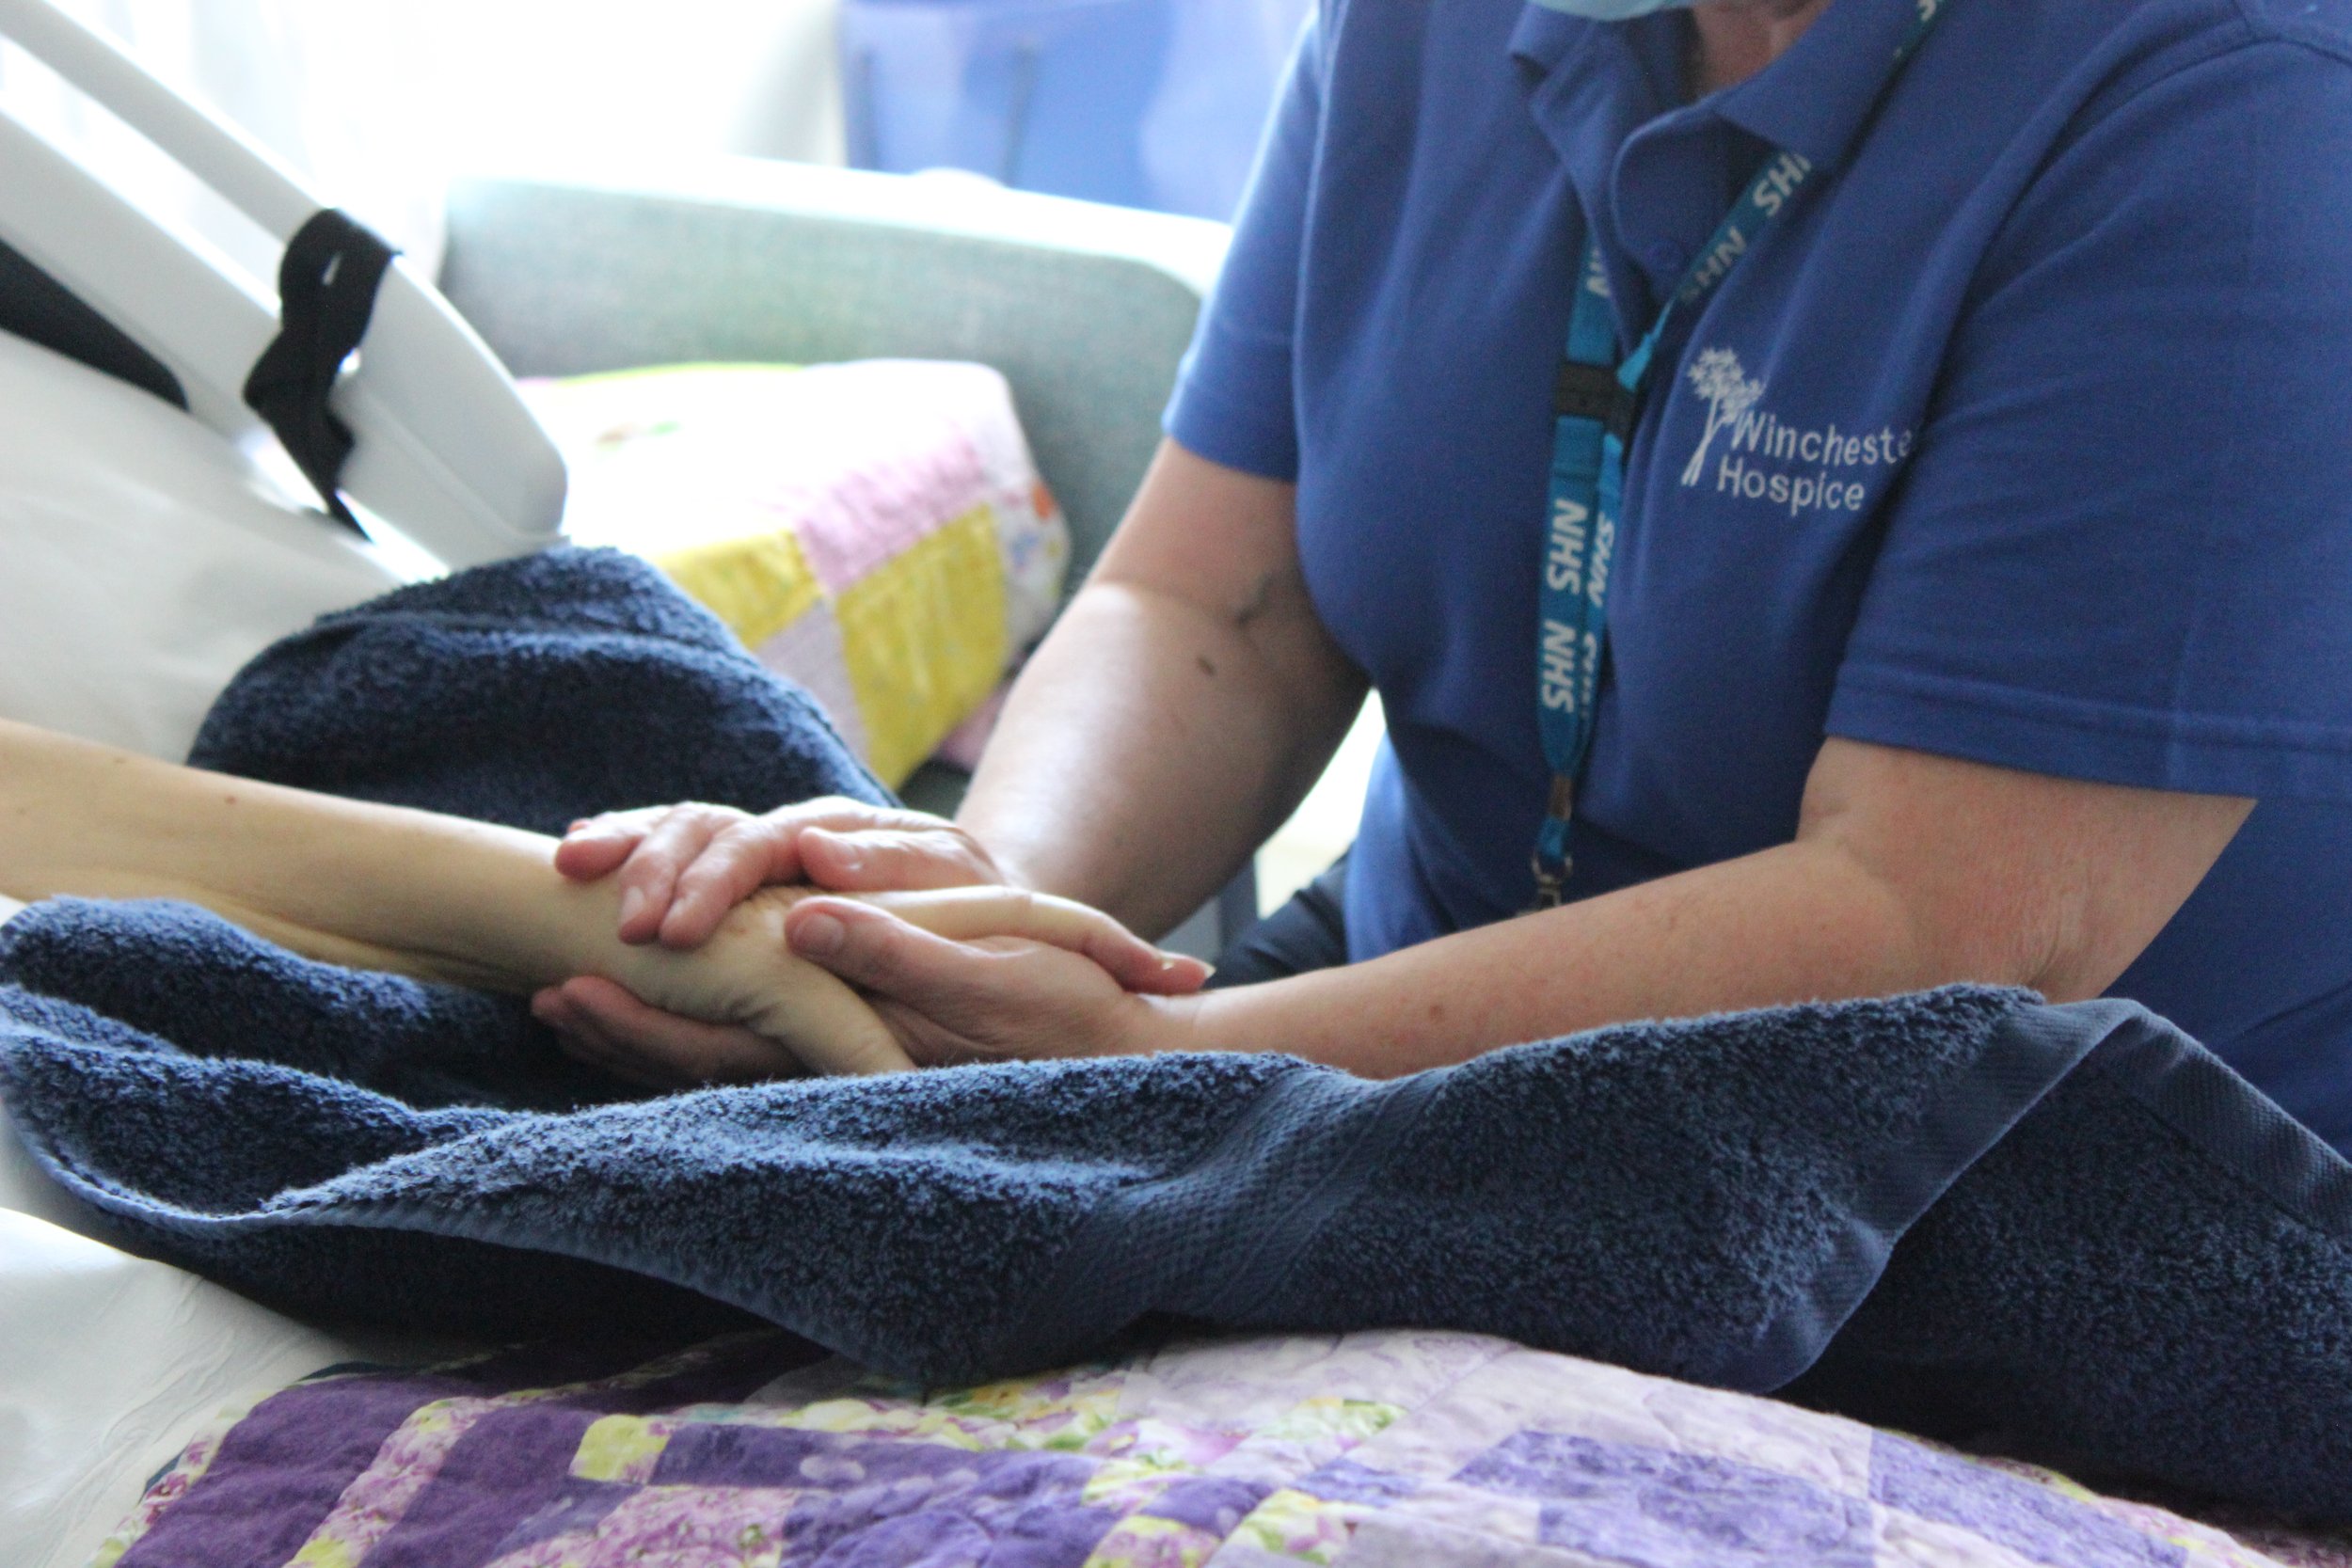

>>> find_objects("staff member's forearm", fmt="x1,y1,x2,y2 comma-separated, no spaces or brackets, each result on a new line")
959,442,1366,938
1165,839,1954,1074
960,586,1343,935
1152,740,2254,1077
0,718,640,995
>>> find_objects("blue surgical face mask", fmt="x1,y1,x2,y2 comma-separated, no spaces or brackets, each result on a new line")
1528,0,1699,18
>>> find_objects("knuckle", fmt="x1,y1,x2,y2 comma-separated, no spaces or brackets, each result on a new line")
873,832,926,865
625,838,682,875
707,821,771,864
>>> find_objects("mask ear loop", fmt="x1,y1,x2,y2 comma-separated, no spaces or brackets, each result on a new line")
1522,0,1705,22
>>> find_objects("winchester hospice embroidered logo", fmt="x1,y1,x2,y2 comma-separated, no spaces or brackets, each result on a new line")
1681,350,1765,486
1679,347,1915,519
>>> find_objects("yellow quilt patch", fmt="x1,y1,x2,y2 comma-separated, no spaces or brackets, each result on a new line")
654,531,826,655
835,506,1009,786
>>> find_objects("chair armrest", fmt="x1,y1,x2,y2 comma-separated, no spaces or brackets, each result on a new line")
438,161,1230,578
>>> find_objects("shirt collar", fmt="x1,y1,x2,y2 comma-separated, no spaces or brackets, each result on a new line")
1508,6,1687,334
1509,0,1934,174
1710,0,1939,170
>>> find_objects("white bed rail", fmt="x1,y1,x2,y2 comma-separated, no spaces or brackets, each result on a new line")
0,0,564,568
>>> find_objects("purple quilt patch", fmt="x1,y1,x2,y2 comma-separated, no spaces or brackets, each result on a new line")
1299,1457,1424,1506
487,1479,638,1559
1871,1433,2188,1568
773,1443,1108,1565
116,1370,475,1568
1140,1473,1271,1533
1457,1431,1876,1568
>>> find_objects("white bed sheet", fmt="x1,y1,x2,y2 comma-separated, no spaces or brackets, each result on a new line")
1,1051,467,1568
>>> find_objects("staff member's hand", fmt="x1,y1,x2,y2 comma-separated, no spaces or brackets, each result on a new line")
534,885,1208,1085
554,799,1019,948
777,895,1189,1069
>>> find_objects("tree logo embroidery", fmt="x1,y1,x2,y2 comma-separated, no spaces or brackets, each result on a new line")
1680,349,1766,488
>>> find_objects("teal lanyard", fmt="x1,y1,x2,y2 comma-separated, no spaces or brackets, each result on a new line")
1529,1,1948,910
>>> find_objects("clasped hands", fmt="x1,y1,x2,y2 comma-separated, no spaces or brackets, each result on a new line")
532,800,1212,1087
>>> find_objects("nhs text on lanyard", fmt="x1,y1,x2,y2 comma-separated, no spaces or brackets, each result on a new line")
1529,0,1947,910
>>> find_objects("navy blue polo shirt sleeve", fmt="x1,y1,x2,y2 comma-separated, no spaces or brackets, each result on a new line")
1162,13,1324,482
1827,40,2352,801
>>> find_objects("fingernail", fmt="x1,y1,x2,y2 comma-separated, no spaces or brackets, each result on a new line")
619,888,646,927
794,911,847,957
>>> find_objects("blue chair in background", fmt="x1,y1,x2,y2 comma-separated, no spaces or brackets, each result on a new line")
839,0,1306,220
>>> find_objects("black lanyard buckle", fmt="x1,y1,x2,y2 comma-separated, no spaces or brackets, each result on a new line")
1552,361,1644,443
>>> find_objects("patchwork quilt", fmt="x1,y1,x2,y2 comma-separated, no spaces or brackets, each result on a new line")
525,360,1069,785
89,1329,2352,1568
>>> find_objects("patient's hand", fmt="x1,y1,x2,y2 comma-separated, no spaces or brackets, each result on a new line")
545,884,1211,1087
554,799,1021,949
582,885,911,1083
552,797,1202,997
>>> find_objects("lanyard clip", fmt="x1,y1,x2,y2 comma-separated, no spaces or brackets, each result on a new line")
1529,854,1569,912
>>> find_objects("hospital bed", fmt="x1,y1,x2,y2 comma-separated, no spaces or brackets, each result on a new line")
8,11,2347,1567
0,18,1236,1550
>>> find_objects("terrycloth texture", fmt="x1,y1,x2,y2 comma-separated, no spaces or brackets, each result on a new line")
0,923,2037,1378
1791,1022,2352,1521
185,545,890,832
93,1328,2352,1568
4,551,2352,1521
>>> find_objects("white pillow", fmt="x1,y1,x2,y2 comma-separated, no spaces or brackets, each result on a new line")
0,330,412,761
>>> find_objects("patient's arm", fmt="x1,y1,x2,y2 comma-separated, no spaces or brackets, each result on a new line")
0,720,1193,1078
0,718,918,1073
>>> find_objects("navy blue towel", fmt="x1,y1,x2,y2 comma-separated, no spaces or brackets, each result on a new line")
3,548,2350,1520
186,542,890,832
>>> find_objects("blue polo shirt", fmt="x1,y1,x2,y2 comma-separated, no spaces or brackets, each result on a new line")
1166,0,2352,1148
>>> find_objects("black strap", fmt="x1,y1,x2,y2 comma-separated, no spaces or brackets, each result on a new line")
1551,360,1643,444
242,209,398,530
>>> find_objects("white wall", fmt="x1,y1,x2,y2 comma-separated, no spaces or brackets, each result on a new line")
0,0,847,278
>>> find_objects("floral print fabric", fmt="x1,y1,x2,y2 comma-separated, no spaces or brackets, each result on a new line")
93,1329,2352,1568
